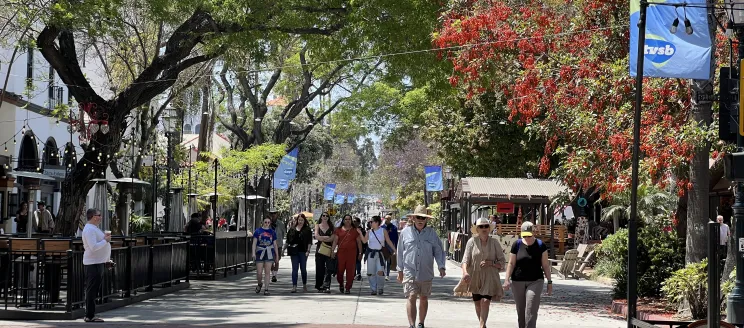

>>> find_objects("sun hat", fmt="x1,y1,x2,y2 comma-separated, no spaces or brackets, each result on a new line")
521,221,534,237
471,217,495,234
406,205,434,219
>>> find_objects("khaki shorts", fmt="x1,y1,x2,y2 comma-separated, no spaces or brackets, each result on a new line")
403,279,433,297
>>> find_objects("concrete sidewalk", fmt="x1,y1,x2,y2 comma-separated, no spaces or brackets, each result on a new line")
0,249,624,328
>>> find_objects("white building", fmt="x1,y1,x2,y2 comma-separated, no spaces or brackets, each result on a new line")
0,41,91,233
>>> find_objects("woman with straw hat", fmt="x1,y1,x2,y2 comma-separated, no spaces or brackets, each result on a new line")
454,217,506,328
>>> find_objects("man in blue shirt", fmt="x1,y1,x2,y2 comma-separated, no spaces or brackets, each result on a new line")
383,214,398,281
396,205,446,328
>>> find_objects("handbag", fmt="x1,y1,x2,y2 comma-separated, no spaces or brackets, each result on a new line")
318,242,333,257
372,229,392,260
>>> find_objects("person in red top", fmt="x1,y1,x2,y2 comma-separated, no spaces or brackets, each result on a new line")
332,214,363,294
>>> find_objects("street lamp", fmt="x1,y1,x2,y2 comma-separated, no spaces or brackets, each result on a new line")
162,107,179,233
725,1,744,325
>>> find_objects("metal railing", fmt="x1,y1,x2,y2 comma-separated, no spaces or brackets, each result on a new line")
190,232,252,279
0,242,189,313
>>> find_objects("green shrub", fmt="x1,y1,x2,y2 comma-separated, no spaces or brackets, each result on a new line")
722,269,737,313
662,263,735,319
661,260,709,319
594,217,685,298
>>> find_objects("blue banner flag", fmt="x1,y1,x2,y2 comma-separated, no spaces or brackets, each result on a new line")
630,0,711,79
273,148,299,190
324,184,336,201
347,194,355,204
335,193,345,205
424,166,443,192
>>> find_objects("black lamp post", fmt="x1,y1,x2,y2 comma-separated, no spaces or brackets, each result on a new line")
726,1,744,325
162,108,178,233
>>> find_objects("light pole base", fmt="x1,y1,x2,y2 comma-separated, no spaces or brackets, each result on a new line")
728,290,744,326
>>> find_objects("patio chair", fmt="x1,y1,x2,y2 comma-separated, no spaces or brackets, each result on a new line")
573,250,596,279
550,249,579,279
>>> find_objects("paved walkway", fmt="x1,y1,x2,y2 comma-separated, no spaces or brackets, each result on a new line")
0,250,624,328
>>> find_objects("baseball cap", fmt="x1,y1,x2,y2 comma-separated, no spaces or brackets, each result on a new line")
521,221,534,237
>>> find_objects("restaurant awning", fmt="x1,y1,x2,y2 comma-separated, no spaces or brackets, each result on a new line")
457,177,567,204
11,170,56,181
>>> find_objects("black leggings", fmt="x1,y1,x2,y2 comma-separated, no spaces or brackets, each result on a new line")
472,293,493,301
315,253,332,290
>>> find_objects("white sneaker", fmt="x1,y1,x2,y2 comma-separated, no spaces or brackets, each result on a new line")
385,276,390,281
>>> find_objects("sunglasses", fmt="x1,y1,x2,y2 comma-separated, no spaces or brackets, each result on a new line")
321,215,328,217
477,225,490,229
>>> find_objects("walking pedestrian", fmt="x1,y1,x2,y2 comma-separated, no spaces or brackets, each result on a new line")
14,202,30,234
269,208,286,283
354,217,367,281
455,218,506,328
383,214,399,281
287,213,313,293
717,215,731,266
81,208,110,322
503,222,553,328
34,201,55,233
397,205,446,328
360,215,397,295
314,212,335,293
332,214,363,294
253,218,279,295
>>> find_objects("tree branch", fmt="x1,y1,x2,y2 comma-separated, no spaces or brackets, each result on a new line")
37,27,105,104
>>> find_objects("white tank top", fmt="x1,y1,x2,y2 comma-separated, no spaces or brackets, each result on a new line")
368,227,385,250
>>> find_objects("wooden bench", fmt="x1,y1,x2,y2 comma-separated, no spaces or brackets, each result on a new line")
496,224,568,255
41,239,72,253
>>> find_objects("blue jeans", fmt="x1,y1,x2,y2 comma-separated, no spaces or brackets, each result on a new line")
290,252,308,286
367,250,386,292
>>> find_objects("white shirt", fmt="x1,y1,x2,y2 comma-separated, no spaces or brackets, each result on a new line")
82,223,111,265
720,223,730,246
368,227,385,250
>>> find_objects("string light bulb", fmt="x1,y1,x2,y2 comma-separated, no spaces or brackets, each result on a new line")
3,144,6,152
684,17,693,35
670,17,679,34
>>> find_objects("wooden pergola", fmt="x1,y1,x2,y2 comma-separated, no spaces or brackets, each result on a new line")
447,177,569,257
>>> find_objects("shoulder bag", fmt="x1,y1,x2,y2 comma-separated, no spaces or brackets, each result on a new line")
372,229,392,260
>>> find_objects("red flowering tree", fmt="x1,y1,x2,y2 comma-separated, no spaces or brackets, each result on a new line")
434,0,718,197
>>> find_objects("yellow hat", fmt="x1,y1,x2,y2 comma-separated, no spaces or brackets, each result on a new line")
521,222,534,237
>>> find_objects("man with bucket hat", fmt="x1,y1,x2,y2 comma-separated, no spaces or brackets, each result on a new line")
396,205,446,328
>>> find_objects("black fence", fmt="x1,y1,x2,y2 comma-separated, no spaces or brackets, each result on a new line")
190,231,252,279
0,241,189,314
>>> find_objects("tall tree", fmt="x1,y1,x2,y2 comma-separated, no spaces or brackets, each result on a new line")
4,0,440,235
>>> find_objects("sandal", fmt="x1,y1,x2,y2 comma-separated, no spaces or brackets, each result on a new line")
264,289,270,296
84,317,104,323
255,284,262,294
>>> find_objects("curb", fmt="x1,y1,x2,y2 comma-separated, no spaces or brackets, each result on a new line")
610,300,674,321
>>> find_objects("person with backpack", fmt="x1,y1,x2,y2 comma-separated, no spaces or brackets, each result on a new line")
503,221,553,328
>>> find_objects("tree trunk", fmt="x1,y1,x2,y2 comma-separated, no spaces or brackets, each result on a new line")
54,170,95,236
197,85,211,161
685,0,716,264
676,188,688,240
686,94,712,264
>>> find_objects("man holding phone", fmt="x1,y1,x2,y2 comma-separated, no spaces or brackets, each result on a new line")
82,208,111,322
